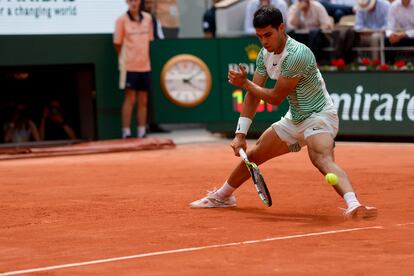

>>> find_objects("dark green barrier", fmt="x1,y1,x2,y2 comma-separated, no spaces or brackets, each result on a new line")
151,38,414,139
0,34,121,140
324,72,414,137
150,37,288,128
1,35,412,140
151,39,222,122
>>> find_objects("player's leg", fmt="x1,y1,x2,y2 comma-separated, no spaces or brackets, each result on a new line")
306,133,377,220
306,132,353,196
136,91,148,138
190,127,290,208
121,88,136,138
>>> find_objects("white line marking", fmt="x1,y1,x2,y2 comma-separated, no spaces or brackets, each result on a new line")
0,226,383,275
396,222,414,227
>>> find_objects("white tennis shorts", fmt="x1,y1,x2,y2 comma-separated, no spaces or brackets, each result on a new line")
271,106,339,152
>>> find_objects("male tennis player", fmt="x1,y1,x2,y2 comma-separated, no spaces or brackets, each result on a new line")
190,6,377,220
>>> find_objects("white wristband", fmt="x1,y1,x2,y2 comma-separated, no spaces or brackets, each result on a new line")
235,117,252,135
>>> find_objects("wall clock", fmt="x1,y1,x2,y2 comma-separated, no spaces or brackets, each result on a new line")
160,54,212,108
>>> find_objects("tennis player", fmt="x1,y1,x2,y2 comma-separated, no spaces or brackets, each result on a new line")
190,6,377,220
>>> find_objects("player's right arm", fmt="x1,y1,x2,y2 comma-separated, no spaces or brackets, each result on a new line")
231,71,267,156
239,72,267,119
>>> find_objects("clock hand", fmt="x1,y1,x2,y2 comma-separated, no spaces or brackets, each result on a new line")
183,70,202,82
184,81,204,91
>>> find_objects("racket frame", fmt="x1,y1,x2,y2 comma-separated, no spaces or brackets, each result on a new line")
239,148,272,207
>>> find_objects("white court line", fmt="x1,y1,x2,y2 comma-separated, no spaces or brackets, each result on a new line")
396,222,414,227
0,226,383,276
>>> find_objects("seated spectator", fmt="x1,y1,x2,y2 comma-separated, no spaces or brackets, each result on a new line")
39,100,77,141
153,0,180,38
144,0,165,39
354,0,390,60
385,0,414,61
202,0,222,38
3,103,40,143
244,0,288,35
319,0,355,23
287,0,334,61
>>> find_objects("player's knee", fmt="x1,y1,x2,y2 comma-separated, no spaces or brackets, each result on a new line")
310,154,331,171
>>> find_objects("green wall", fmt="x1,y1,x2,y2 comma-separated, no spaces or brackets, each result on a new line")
150,37,288,126
0,34,121,139
150,38,414,138
1,35,413,140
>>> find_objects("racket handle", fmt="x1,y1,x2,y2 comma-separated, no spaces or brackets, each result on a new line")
239,148,248,161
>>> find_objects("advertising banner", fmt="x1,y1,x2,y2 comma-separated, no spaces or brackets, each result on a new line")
0,0,125,34
150,38,414,138
324,72,414,137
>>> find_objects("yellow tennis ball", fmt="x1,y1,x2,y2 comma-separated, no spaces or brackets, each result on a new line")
325,173,338,186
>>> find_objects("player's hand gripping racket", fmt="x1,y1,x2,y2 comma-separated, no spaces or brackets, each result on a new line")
239,148,272,207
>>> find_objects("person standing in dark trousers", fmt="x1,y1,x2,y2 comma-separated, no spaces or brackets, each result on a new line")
114,0,154,138
144,0,170,133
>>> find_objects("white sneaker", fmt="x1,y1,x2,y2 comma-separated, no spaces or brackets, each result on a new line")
190,189,236,208
344,205,378,220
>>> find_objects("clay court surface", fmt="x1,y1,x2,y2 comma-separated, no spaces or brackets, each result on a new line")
1,140,414,275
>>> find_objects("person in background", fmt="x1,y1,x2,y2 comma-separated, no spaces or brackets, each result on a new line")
144,0,170,134
114,0,154,138
287,0,334,61
152,0,180,38
319,0,355,24
202,0,222,38
244,0,288,35
3,102,40,143
354,0,390,60
385,0,414,61
145,0,165,39
39,99,77,141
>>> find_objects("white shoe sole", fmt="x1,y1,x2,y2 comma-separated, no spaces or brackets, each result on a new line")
190,204,236,208
189,198,236,208
348,206,378,221
189,202,236,208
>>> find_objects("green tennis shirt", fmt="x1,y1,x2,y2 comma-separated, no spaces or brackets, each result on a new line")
256,36,333,124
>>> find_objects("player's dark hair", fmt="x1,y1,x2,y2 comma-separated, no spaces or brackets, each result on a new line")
253,6,283,29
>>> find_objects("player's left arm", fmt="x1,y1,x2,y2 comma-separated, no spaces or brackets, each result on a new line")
228,64,300,106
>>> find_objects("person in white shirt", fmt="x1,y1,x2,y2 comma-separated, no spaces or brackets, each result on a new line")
287,0,334,61
354,0,390,60
244,0,288,35
385,0,414,61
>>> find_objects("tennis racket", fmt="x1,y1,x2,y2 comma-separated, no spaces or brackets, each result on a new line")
239,148,272,207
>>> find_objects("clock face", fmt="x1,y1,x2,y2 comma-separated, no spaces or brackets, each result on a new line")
161,54,212,108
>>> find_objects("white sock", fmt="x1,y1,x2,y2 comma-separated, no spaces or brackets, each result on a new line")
122,128,131,138
137,126,146,138
216,181,236,200
343,192,361,209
